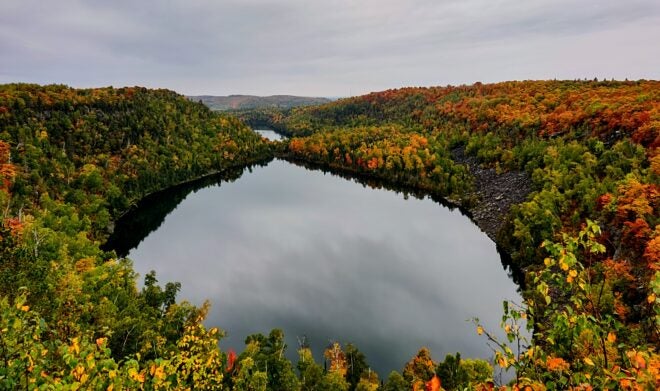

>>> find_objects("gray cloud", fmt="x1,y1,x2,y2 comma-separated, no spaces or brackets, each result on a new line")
1,0,658,96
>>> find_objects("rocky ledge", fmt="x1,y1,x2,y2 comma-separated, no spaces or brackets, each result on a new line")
452,147,532,242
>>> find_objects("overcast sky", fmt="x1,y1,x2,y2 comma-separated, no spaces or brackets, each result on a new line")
1,0,659,96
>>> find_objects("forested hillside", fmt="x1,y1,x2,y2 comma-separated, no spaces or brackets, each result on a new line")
189,95,331,111
266,80,659,389
0,84,274,389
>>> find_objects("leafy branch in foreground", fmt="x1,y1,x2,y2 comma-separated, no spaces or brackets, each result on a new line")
476,220,659,389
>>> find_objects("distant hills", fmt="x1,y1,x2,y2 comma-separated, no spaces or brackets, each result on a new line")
188,94,332,110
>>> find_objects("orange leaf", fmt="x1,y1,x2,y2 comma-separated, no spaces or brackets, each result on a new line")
425,375,441,391
607,332,616,344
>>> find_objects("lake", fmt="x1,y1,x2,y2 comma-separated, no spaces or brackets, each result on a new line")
106,129,522,376
255,128,284,141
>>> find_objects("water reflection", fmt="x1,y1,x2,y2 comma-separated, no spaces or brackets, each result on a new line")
106,154,523,376
254,128,284,141
285,158,526,287
103,162,272,257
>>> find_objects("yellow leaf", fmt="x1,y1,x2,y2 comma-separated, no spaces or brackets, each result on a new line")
154,365,165,379
21,305,29,312
584,357,595,366
498,356,508,368
72,365,85,381
477,325,483,335
648,293,656,304
70,338,80,355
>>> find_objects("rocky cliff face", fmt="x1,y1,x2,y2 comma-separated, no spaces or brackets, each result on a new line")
451,146,532,242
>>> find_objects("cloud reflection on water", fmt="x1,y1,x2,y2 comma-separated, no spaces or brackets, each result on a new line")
125,156,522,374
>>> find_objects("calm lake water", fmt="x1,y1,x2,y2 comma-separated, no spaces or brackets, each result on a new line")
255,128,284,141
107,130,522,375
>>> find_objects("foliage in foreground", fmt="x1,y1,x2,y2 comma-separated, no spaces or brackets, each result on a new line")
475,222,659,389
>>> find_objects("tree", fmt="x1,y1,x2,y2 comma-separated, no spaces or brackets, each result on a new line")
319,371,349,391
344,343,370,391
403,347,436,389
435,353,468,390
242,329,300,391
382,371,408,391
436,353,492,390
297,347,324,391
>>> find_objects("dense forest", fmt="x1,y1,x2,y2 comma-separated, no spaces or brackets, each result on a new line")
0,81,658,390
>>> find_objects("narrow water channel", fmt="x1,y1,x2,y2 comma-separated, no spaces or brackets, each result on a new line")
107,129,522,375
